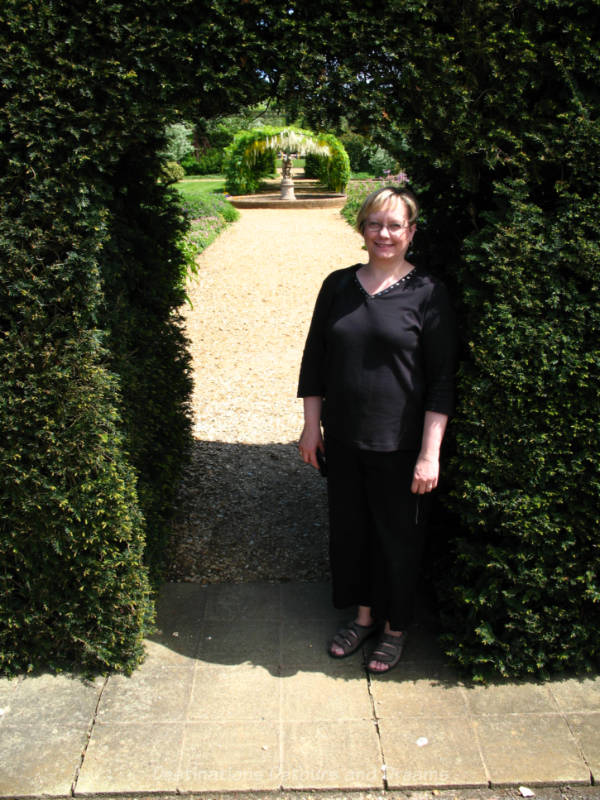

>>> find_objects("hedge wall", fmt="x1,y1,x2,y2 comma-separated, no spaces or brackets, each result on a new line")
399,5,600,679
0,1,197,674
3,0,598,680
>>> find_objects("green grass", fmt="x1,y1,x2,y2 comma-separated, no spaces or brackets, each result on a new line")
171,178,239,286
175,178,226,202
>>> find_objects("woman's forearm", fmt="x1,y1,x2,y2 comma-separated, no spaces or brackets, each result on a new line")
411,411,449,493
303,396,323,428
419,411,448,461
298,396,324,469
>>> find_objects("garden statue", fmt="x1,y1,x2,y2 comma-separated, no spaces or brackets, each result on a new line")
265,129,330,201
279,151,296,200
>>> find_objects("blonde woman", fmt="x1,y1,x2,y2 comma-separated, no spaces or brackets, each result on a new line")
298,187,457,674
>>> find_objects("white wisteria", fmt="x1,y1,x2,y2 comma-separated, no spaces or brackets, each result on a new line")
264,129,331,157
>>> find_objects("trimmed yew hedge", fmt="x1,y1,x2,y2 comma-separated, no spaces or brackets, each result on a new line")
383,5,600,679
0,2,195,674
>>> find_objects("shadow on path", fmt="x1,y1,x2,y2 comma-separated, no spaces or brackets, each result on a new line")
168,439,329,584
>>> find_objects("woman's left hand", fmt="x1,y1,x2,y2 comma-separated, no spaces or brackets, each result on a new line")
411,455,439,494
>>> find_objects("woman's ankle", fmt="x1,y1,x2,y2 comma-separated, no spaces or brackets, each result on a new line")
356,606,375,627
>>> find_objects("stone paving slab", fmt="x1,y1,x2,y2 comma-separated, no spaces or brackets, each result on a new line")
281,719,383,790
179,720,280,792
380,715,489,789
77,722,185,794
566,713,600,778
0,724,89,797
473,714,591,786
1,581,599,797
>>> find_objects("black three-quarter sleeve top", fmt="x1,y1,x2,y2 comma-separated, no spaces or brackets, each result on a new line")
297,264,458,452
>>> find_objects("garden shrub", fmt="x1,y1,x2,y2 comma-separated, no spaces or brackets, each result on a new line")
178,192,240,254
181,156,203,175
339,132,376,173
179,192,240,224
313,133,351,193
367,146,398,176
162,122,195,163
181,148,224,175
303,152,322,179
99,153,194,584
438,169,600,679
0,0,238,674
205,125,235,151
0,142,153,675
161,160,185,183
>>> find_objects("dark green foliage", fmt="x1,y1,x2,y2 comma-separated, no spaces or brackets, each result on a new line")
338,133,377,174
179,193,240,225
0,141,153,674
99,159,194,585
303,152,322,179
283,0,600,678
223,128,280,194
440,171,600,678
182,123,236,174
296,135,352,192
181,149,224,175
312,133,351,193
205,127,235,151
0,0,233,674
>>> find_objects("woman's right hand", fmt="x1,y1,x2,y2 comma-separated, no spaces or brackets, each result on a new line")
298,423,324,469
299,396,324,469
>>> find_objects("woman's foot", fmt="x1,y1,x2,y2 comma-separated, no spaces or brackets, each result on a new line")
328,619,378,658
366,629,407,674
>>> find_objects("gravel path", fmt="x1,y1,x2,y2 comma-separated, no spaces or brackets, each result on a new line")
168,207,366,583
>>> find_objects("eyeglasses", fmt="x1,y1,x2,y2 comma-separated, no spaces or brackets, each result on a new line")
365,221,409,234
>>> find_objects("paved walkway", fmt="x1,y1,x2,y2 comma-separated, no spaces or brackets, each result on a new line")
1,581,600,796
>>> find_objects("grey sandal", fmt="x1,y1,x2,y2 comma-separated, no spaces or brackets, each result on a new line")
366,632,407,674
328,620,378,658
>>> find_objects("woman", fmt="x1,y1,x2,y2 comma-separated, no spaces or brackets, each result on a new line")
297,186,457,674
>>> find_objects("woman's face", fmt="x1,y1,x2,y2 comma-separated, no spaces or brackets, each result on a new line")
362,196,416,264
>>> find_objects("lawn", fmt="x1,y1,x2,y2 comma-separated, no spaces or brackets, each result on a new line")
175,177,226,203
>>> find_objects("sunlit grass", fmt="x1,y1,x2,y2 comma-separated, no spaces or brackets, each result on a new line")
175,178,226,203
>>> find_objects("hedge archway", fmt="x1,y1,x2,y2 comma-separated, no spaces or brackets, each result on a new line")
2,0,598,681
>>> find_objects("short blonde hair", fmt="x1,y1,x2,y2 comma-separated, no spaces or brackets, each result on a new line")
356,186,419,233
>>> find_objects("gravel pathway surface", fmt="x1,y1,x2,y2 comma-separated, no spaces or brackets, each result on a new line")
168,207,366,583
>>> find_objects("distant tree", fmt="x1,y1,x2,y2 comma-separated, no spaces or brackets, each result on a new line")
162,122,195,163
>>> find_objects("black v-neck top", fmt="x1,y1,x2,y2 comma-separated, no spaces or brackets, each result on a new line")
298,264,458,451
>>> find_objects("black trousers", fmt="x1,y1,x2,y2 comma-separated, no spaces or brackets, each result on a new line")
325,436,429,631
